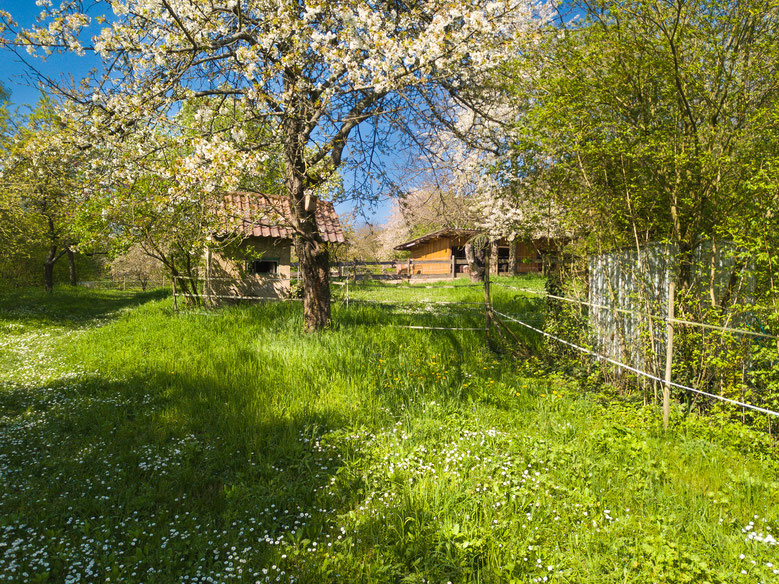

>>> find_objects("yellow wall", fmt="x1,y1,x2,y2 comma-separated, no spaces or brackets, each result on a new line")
409,237,452,274
404,235,559,276
208,237,291,300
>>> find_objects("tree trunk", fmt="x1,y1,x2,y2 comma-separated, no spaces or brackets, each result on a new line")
283,100,331,331
43,262,55,292
490,240,499,275
168,265,198,306
292,183,331,331
67,247,77,286
43,214,60,293
44,245,57,292
465,243,486,283
676,241,695,298
298,235,331,331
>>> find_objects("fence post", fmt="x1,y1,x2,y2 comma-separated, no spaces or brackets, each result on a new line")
663,279,675,431
484,253,492,349
204,246,212,307
451,255,456,279
346,277,349,308
172,276,178,312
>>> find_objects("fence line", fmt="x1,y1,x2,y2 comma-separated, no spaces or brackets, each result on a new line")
330,281,485,290
493,283,779,341
79,279,167,289
390,325,485,331
492,309,779,418
379,284,485,290
173,275,286,282
348,299,486,306
176,291,301,302
168,273,778,421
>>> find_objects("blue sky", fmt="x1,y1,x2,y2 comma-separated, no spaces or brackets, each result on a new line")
0,1,396,225
0,2,105,110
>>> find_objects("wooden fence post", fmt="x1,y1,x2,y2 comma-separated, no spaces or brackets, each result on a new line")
451,255,456,279
663,279,675,431
204,247,212,307
484,253,492,349
172,276,178,312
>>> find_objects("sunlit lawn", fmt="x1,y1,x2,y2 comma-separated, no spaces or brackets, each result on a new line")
0,282,777,583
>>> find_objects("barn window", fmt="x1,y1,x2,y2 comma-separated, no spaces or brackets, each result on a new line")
247,259,279,275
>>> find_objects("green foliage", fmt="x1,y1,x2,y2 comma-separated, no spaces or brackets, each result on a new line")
0,96,99,288
506,0,779,253
0,284,777,583
492,0,779,429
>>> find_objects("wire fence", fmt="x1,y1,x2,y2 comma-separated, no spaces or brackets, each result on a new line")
295,258,507,281
170,274,295,308
492,282,779,341
163,268,778,429
492,309,779,418
349,277,779,427
78,278,169,290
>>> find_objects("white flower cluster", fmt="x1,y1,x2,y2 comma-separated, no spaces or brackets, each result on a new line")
743,517,777,546
427,97,569,241
4,0,551,153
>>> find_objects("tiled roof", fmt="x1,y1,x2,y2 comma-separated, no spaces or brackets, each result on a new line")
222,191,346,244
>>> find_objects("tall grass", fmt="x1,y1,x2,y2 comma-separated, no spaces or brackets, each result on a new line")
0,284,776,583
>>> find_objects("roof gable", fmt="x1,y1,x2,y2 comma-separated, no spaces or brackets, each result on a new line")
394,229,477,251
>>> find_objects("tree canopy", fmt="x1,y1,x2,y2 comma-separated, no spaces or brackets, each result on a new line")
1,0,551,329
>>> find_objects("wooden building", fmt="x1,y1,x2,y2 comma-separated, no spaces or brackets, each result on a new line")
205,191,345,301
393,228,560,277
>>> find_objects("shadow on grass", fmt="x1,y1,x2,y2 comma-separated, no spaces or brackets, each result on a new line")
0,361,352,582
0,286,169,328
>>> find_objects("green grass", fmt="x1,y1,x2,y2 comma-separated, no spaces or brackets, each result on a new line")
0,282,777,584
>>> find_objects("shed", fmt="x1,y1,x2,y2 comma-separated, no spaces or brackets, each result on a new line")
393,228,561,276
205,191,345,301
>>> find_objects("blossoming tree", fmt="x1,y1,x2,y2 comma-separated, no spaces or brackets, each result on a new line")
1,0,550,330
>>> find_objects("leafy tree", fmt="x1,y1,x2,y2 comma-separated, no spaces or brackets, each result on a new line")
517,0,779,283
75,97,288,304
0,98,88,291
483,0,779,410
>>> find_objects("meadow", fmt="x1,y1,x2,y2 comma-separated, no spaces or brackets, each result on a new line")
0,280,777,584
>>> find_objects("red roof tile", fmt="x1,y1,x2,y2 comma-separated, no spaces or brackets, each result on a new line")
221,191,345,244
